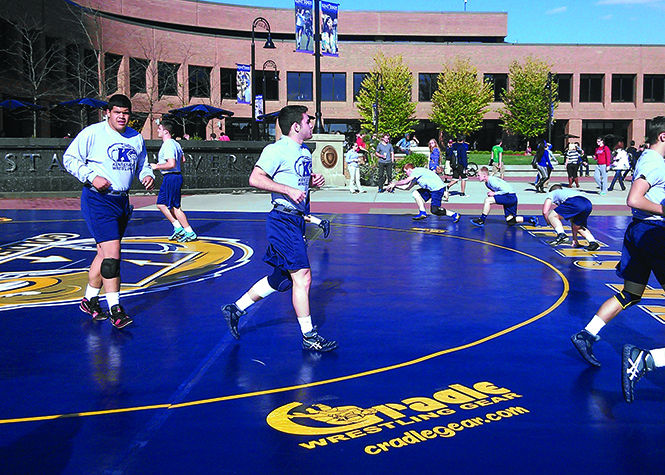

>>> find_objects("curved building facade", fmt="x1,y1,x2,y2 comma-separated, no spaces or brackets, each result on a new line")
1,0,664,150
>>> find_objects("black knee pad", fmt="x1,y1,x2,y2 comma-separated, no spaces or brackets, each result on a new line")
101,258,121,279
507,216,517,225
431,206,446,216
614,290,641,309
267,267,292,292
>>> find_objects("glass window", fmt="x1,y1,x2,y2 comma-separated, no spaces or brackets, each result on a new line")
555,74,572,103
129,58,149,96
158,62,179,98
253,70,280,101
418,73,439,102
612,74,635,103
483,73,507,102
104,53,122,95
644,75,665,103
220,68,237,100
189,65,211,98
353,72,369,102
287,72,313,101
322,72,346,101
580,74,603,102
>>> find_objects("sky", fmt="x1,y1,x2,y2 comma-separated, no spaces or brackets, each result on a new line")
209,0,665,45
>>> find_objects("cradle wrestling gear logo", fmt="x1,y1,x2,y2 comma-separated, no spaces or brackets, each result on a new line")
0,233,253,310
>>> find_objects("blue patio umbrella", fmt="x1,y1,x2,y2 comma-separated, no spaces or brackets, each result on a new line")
56,98,108,109
168,104,234,120
0,99,44,111
257,110,280,121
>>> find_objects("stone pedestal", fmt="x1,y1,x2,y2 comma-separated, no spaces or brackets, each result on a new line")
307,133,346,186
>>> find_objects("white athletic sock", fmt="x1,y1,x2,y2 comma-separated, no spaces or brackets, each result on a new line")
584,315,606,336
253,276,276,299
106,292,120,308
84,284,101,300
184,226,193,233
554,225,565,234
298,315,314,334
235,294,255,312
172,220,182,229
650,348,665,367
308,215,321,225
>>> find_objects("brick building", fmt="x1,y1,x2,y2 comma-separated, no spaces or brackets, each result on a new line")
1,0,664,151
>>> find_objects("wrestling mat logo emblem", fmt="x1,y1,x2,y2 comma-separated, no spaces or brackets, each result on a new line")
267,402,381,435
0,233,253,310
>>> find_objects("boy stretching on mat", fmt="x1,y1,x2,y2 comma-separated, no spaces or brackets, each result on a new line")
385,163,460,222
221,105,337,352
542,184,599,250
571,116,665,403
470,167,537,227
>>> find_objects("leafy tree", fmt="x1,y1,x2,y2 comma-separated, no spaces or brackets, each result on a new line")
356,52,417,140
499,56,558,142
430,58,492,139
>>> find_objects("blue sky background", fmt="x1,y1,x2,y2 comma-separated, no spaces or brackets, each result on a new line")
210,0,664,44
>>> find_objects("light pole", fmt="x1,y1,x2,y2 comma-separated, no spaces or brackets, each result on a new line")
546,72,553,145
251,17,275,140
262,59,278,140
313,0,323,133
372,73,384,135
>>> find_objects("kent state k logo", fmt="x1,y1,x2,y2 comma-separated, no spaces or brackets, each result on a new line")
0,233,253,310
108,143,138,163
295,154,313,178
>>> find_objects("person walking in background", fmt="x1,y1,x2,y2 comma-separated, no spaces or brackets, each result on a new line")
594,136,612,195
151,119,197,242
375,133,394,193
62,94,155,329
447,135,469,196
565,142,583,188
489,139,505,179
346,141,363,194
608,141,630,192
534,141,553,193
428,138,441,172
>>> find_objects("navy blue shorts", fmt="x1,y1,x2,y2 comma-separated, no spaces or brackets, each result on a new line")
494,193,518,217
263,210,309,271
556,196,592,228
156,173,183,209
616,219,665,286
81,186,132,244
417,188,445,208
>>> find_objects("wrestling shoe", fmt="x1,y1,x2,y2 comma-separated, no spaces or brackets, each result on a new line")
571,330,601,367
302,328,338,352
109,304,133,329
452,212,460,223
549,233,570,246
80,296,108,321
169,227,185,241
622,344,654,403
178,231,198,242
470,217,485,227
527,216,539,226
412,211,427,220
318,219,331,238
585,241,600,251
222,303,246,340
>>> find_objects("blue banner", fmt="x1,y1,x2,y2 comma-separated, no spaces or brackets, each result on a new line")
236,64,251,104
295,0,314,54
255,94,264,120
321,2,339,57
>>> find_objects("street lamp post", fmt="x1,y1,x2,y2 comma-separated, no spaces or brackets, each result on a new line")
372,73,384,135
546,72,553,145
313,0,323,133
251,17,275,140
262,60,278,140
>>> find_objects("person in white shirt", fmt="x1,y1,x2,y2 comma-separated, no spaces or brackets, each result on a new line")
345,142,363,193
62,94,154,329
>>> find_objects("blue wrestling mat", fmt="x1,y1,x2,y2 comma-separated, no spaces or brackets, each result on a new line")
1,210,664,474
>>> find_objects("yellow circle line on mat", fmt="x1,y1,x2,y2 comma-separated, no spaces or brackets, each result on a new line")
0,223,569,424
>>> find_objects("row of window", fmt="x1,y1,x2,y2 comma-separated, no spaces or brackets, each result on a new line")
118,55,665,105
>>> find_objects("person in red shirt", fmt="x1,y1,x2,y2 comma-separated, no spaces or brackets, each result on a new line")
594,137,612,195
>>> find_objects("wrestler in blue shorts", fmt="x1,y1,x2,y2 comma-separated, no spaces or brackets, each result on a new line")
542,184,599,250
571,116,665,402
221,105,337,352
471,167,537,226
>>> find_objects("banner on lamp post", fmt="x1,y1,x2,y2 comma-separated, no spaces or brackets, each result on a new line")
321,2,339,57
236,64,251,104
295,0,314,54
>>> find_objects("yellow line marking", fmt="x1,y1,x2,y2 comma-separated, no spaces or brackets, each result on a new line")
0,223,569,425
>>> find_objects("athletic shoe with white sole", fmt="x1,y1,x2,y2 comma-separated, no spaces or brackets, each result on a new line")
622,344,654,403
80,296,108,321
109,304,133,329
549,233,570,246
170,227,185,241
302,328,338,352
178,231,198,242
